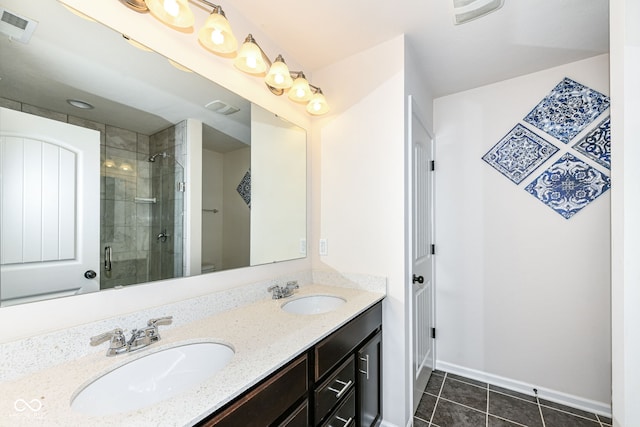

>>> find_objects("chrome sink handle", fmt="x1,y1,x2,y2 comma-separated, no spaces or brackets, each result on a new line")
147,316,173,327
90,328,128,356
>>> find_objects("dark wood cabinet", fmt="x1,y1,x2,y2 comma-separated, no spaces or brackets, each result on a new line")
357,331,382,427
196,301,382,427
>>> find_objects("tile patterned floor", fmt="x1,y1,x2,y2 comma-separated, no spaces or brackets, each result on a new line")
414,371,612,427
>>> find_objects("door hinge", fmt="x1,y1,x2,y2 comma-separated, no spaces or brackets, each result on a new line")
177,182,186,192
431,244,435,255
431,327,436,339
430,160,435,171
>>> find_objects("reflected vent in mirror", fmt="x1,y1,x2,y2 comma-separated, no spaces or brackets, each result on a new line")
205,100,240,115
0,7,37,43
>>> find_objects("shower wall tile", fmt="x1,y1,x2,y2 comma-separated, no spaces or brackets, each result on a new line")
68,116,106,135
0,97,21,110
136,204,152,226
137,134,150,155
136,226,151,251
525,153,610,219
523,77,610,144
572,116,611,169
137,176,152,198
106,125,138,151
21,103,67,122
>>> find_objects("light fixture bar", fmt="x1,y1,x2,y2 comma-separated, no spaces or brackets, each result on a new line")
116,0,329,115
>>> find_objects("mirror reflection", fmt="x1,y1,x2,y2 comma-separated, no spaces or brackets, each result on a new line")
0,0,307,306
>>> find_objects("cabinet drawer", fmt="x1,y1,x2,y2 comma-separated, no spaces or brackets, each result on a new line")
315,302,382,381
322,389,356,427
201,354,308,427
314,355,355,425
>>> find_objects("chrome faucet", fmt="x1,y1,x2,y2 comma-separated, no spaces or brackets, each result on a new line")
267,281,299,299
90,316,173,357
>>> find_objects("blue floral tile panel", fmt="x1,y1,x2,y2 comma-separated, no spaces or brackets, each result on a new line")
236,169,251,208
523,77,610,144
572,116,610,169
482,124,559,184
525,153,610,219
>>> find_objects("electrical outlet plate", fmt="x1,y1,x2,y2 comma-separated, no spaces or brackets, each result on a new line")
319,239,328,256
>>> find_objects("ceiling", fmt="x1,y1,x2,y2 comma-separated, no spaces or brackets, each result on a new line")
229,0,610,97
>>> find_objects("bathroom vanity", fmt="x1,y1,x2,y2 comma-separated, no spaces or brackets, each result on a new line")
199,302,382,426
0,282,385,426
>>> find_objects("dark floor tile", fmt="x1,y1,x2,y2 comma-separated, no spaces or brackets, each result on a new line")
447,373,487,388
489,384,537,403
432,399,486,427
441,378,487,411
488,415,523,426
489,391,543,427
426,373,445,395
541,406,600,427
539,399,598,420
597,414,612,425
413,417,429,427
415,392,437,422
433,369,446,376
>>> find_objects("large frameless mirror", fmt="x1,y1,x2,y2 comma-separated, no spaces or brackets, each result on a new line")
0,0,307,306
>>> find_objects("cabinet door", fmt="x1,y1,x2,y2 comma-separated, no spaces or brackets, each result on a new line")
357,331,382,427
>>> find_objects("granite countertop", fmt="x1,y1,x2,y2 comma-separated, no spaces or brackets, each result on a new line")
1,284,384,426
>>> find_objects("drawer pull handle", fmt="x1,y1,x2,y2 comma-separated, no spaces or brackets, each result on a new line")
328,379,353,399
359,354,370,380
334,416,353,427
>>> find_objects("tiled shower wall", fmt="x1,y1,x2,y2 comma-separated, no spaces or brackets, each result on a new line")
0,97,185,289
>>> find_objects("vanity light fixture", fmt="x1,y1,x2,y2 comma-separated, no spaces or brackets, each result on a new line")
115,0,330,115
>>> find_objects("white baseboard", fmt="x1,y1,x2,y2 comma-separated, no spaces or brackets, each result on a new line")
436,361,612,418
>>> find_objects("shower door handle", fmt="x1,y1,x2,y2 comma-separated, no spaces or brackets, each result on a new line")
104,246,112,271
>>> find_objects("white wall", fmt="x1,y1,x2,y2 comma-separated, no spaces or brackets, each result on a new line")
251,106,306,265
434,55,611,408
610,0,640,425
313,34,434,426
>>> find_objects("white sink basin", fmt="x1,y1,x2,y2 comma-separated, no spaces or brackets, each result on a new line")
71,342,234,416
281,295,346,315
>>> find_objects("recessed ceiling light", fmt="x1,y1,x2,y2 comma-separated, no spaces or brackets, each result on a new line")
453,0,504,25
67,99,94,109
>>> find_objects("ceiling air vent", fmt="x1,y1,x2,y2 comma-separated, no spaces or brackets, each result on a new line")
0,7,38,43
205,100,240,115
453,0,504,25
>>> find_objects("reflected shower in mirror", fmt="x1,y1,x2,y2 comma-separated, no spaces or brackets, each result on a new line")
0,0,306,306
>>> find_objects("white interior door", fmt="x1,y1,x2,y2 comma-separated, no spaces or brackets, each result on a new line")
409,96,435,413
0,107,100,305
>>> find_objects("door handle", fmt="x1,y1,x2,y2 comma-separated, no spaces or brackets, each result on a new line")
84,270,97,279
104,246,112,271
412,274,424,284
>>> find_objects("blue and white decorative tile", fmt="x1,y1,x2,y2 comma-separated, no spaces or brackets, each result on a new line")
523,77,610,144
482,124,559,184
572,116,611,169
236,169,251,208
524,153,610,219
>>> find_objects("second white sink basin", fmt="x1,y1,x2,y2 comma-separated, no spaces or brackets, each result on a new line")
281,295,346,315
71,341,234,416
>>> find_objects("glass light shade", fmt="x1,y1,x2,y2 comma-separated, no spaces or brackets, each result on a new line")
198,12,238,54
287,75,312,102
306,92,330,115
234,37,267,75
265,56,293,89
145,0,195,29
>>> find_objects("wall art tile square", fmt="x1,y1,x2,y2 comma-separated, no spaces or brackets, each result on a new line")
525,153,610,219
482,124,559,184
572,116,611,169
523,77,610,144
236,169,251,208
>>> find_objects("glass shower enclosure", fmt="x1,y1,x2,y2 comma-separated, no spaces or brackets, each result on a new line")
100,121,185,289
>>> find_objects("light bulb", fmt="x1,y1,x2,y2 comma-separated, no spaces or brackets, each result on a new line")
210,29,224,45
295,88,305,98
246,56,257,69
164,0,180,17
274,74,284,85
